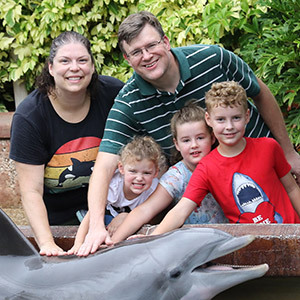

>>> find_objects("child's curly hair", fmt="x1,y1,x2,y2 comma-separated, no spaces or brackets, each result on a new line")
205,81,248,113
119,136,166,172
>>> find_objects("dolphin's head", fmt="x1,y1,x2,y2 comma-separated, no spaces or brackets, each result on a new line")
0,207,268,300
136,227,268,300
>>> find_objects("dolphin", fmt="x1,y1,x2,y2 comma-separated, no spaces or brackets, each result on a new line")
0,209,268,300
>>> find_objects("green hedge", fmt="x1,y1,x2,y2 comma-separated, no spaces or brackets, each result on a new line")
0,0,299,146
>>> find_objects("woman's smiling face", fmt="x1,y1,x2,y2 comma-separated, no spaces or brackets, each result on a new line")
48,42,94,95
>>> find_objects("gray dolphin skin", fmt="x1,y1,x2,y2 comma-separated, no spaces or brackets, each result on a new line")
0,209,268,300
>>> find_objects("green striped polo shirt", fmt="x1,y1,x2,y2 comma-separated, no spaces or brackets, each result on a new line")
100,44,271,157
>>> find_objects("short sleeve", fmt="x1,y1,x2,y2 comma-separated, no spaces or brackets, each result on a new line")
10,113,49,165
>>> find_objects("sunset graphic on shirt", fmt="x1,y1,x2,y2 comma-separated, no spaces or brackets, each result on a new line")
44,137,101,191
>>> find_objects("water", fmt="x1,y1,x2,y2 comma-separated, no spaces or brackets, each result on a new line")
213,277,300,299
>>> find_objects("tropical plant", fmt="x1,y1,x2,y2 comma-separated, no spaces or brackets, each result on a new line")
0,0,299,146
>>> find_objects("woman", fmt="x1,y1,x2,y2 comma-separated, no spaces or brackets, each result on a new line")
9,31,124,256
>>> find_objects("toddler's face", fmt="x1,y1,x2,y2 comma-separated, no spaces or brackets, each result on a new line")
119,159,157,200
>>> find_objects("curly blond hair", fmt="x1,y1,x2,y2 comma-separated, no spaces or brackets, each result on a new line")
205,81,248,113
119,136,166,172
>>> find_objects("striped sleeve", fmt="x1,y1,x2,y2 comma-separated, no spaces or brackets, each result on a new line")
99,94,140,154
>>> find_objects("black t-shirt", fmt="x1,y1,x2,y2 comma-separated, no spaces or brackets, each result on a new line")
10,75,124,224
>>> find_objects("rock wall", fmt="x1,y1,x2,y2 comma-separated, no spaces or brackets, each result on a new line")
0,112,27,225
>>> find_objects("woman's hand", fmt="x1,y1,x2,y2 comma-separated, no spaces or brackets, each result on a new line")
39,241,66,256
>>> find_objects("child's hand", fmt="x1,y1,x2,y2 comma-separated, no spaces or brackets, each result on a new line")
107,213,128,236
67,242,82,256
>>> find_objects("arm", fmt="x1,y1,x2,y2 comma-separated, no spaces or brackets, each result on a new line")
280,172,300,217
112,184,173,243
151,197,197,236
15,162,65,256
106,213,129,237
76,151,119,256
67,211,90,255
253,78,300,185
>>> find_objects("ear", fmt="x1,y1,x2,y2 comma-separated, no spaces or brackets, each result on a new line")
210,132,216,146
123,53,133,68
245,108,250,124
118,161,125,175
205,111,212,127
173,137,180,152
48,62,53,77
162,35,171,51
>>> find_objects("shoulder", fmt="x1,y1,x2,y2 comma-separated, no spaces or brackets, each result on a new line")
246,137,278,148
14,89,48,117
196,149,218,170
161,161,191,181
92,75,124,99
12,90,50,127
173,44,220,56
96,75,124,89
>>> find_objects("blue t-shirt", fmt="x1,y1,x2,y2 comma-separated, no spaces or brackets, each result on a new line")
159,161,228,224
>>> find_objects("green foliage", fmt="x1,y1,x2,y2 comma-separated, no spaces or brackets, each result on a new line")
237,0,300,146
0,0,299,145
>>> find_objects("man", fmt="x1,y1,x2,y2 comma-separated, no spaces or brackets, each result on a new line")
76,11,300,256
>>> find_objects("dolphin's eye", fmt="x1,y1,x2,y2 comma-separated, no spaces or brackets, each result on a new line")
170,269,182,279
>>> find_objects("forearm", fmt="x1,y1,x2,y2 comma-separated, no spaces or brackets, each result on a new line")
21,192,54,249
281,173,300,217
151,197,197,236
73,211,90,246
87,152,119,232
253,78,294,155
287,182,300,218
290,189,300,219
87,172,109,230
151,208,185,236
112,207,153,243
112,185,174,243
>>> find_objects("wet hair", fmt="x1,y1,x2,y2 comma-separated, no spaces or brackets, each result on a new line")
170,100,211,164
205,81,248,113
119,135,166,172
36,31,98,95
118,11,165,54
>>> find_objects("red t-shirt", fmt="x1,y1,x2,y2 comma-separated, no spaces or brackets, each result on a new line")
183,137,300,223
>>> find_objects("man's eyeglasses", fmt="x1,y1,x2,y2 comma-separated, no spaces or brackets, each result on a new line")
126,38,164,59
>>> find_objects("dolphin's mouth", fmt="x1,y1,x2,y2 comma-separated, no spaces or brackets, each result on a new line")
193,262,261,273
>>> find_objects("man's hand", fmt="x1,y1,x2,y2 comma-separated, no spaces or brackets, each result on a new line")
76,226,113,257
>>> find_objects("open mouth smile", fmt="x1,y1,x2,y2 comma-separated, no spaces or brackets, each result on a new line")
144,60,158,68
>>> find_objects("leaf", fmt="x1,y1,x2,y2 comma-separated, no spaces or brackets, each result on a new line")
5,9,15,27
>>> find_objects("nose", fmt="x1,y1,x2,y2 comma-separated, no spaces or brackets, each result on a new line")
70,60,80,71
225,119,234,130
191,138,198,148
141,48,152,59
135,173,144,181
